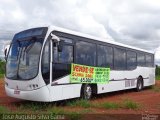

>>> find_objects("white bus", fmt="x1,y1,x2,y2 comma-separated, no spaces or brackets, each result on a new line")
5,26,155,102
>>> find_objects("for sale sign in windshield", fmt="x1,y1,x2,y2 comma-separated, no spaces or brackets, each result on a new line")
70,63,110,84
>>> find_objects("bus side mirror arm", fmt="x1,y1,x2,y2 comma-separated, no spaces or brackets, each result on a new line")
50,33,63,52
58,40,64,52
4,49,8,61
4,50,6,60
50,33,60,42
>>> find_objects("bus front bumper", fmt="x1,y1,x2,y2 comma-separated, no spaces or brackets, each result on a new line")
5,85,51,102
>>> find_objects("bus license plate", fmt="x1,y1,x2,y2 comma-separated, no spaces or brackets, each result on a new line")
14,90,20,95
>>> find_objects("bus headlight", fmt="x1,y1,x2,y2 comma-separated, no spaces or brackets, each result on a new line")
29,84,38,90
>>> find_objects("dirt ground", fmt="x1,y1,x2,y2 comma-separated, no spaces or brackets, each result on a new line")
0,79,160,120
91,81,160,114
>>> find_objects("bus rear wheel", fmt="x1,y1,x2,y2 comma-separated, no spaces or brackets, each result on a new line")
136,77,143,92
81,84,92,100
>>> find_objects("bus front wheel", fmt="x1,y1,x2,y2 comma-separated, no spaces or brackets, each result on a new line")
136,77,143,92
81,84,92,100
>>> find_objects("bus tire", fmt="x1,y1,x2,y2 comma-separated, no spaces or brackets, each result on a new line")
81,84,92,100
136,77,143,92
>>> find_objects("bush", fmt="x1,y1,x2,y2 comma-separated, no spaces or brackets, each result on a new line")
0,59,5,74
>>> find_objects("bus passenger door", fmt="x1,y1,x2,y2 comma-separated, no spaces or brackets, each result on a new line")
48,34,74,101
48,37,63,101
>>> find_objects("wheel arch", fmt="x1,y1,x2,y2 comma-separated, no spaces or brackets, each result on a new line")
138,75,144,86
136,75,144,92
80,83,98,96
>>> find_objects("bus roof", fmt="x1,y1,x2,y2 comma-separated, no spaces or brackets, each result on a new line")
49,26,153,54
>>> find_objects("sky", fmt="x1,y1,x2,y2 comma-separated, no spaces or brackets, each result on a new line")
0,0,160,64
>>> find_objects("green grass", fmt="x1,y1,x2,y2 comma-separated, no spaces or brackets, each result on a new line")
151,86,160,92
79,109,93,113
156,75,160,80
122,99,140,110
99,102,120,109
67,99,141,110
94,100,140,110
49,106,65,115
66,109,92,120
1,99,141,116
0,106,10,113
67,112,82,120
18,102,50,112
48,106,84,120
67,99,92,108
17,105,82,120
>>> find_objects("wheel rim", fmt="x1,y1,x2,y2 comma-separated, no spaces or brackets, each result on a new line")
138,81,142,90
85,85,92,99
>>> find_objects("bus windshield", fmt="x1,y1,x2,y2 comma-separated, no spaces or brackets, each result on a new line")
6,27,47,80
6,38,43,80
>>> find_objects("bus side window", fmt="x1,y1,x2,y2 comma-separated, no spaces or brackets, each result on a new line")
137,53,145,67
127,51,136,70
146,54,153,67
52,44,73,81
97,45,113,69
59,45,73,63
76,41,96,66
114,48,126,70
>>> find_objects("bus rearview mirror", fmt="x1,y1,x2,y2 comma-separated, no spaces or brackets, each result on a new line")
58,40,64,52
4,49,7,61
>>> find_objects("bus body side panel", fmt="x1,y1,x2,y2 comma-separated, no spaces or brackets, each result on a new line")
97,67,155,94
143,67,155,86
49,28,155,98
48,76,82,101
